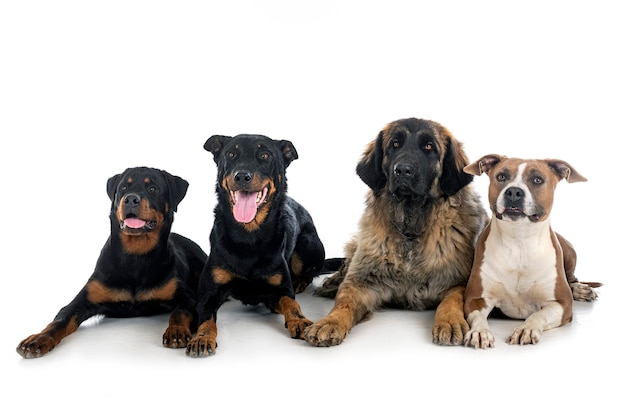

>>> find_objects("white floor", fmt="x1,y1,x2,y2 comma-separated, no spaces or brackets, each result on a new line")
7,272,619,396
2,1,624,396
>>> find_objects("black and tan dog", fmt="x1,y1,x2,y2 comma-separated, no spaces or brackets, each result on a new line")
16,167,207,358
304,118,488,347
186,134,327,357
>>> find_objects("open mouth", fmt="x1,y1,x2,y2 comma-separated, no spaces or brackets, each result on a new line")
119,216,157,233
229,187,269,224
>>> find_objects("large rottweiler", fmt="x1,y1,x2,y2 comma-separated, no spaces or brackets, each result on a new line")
186,134,327,357
16,167,207,358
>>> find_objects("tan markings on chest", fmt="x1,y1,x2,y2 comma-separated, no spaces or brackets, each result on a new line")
86,278,178,304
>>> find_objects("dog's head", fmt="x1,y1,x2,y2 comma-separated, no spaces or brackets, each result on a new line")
204,134,297,231
464,154,587,223
357,118,473,202
106,167,189,254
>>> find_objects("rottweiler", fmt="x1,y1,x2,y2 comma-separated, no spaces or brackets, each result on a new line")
16,167,207,358
185,134,328,357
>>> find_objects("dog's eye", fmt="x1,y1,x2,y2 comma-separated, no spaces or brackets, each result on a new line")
424,142,434,151
120,185,128,192
496,173,506,182
532,177,544,185
259,151,270,160
148,186,158,193
226,151,236,159
392,139,400,149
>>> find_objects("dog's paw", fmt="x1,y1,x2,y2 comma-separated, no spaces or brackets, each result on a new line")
570,282,598,302
464,329,495,349
303,318,348,347
16,334,55,359
433,317,469,346
506,326,541,345
163,325,192,349
285,317,313,339
185,336,217,358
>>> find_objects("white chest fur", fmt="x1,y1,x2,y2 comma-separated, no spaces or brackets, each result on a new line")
479,219,558,319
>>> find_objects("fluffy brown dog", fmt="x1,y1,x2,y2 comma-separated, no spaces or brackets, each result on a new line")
304,117,488,347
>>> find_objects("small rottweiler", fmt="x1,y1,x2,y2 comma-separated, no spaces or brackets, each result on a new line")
186,134,327,357
16,167,207,358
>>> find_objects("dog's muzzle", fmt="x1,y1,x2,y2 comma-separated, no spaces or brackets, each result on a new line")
496,187,542,222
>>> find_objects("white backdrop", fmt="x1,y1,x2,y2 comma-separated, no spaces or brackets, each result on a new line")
2,1,623,396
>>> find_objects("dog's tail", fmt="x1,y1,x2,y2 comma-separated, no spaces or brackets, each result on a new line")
320,257,344,274
314,257,347,298
580,281,603,288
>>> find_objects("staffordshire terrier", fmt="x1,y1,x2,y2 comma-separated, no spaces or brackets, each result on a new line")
462,154,600,348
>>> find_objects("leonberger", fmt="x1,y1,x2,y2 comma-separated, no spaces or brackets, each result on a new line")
304,117,488,346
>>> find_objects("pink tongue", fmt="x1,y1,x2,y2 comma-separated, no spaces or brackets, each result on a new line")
233,191,258,223
124,218,147,229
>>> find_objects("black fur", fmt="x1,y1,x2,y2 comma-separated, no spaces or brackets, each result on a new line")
186,134,327,357
16,167,207,358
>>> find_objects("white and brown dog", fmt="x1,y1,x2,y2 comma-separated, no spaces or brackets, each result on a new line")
462,154,601,348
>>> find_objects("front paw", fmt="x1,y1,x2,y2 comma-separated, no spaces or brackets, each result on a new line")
464,329,495,349
16,334,55,358
285,317,313,339
185,336,217,357
163,325,191,348
432,315,469,346
303,318,348,347
506,326,541,345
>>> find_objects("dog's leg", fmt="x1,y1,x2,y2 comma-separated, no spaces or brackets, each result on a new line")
506,301,564,345
303,283,372,347
163,310,194,348
432,286,468,346
16,318,80,359
186,316,218,357
464,309,495,349
270,296,312,339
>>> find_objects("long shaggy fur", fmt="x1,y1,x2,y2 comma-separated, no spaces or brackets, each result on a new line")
305,118,488,347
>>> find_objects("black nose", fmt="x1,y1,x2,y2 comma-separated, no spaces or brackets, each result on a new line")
124,193,141,207
504,187,524,203
234,171,253,186
393,163,415,178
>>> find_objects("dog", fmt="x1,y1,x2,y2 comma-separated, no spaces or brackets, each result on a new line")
303,117,488,347
463,154,601,348
185,134,329,357
16,167,207,358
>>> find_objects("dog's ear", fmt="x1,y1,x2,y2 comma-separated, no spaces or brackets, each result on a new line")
356,131,386,192
278,140,299,168
439,131,474,196
204,135,231,163
161,170,189,212
106,171,124,201
546,159,588,183
463,154,504,176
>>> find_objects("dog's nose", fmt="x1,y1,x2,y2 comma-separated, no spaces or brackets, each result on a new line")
234,171,253,185
393,163,415,178
124,193,141,208
504,187,524,203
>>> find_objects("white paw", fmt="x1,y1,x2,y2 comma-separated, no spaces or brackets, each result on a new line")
506,326,541,345
464,329,495,349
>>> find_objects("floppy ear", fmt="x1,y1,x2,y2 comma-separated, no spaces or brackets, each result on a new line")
278,139,299,168
439,132,474,196
546,159,588,183
204,135,231,163
463,154,505,176
356,131,387,192
161,170,189,213
106,171,124,201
